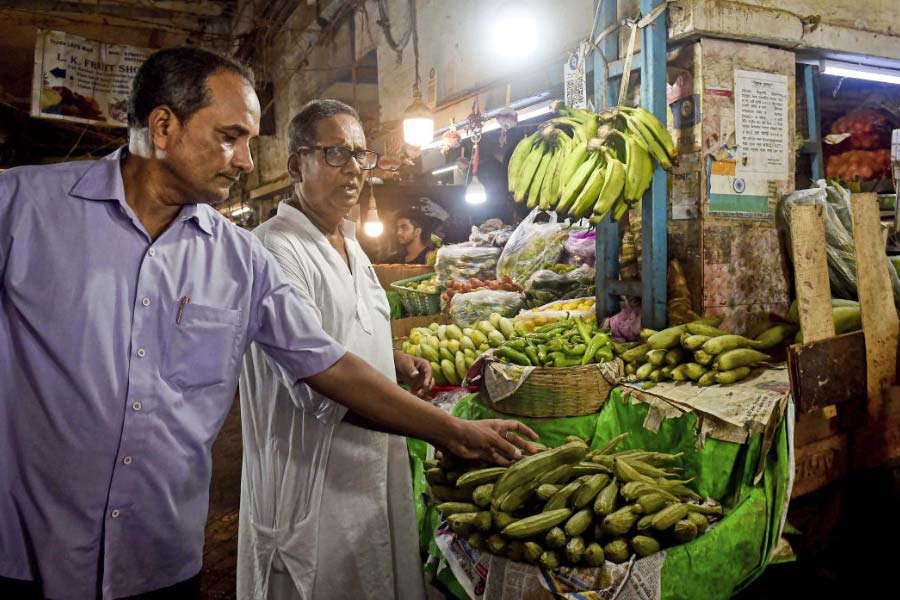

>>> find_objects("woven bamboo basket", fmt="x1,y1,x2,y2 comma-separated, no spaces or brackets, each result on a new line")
478,360,619,418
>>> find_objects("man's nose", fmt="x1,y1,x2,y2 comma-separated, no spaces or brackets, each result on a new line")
233,140,254,173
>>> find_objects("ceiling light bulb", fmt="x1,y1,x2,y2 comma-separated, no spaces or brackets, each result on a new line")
465,175,487,205
402,90,434,147
363,206,383,237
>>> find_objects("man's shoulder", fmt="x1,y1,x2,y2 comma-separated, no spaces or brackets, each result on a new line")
0,160,96,198
252,214,312,252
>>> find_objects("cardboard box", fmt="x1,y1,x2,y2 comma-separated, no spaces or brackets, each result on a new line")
391,313,448,346
372,264,433,291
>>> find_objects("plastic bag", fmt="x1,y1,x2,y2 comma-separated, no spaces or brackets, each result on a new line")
564,230,596,267
514,296,596,332
603,303,642,341
469,219,514,248
448,289,524,327
434,243,500,286
497,209,580,285
523,264,595,308
779,181,900,308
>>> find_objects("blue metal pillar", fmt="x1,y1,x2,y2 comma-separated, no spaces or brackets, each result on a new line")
594,0,621,321
639,0,668,329
803,64,824,181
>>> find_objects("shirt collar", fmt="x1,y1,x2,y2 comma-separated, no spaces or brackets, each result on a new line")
68,146,127,203
276,200,358,242
178,203,215,236
68,146,214,236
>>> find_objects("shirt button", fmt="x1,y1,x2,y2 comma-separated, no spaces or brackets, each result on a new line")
148,248,156,257
132,401,142,411
142,297,151,306
111,509,121,518
137,348,146,358
123,456,133,465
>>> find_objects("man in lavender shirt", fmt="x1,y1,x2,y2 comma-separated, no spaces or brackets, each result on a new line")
0,47,536,600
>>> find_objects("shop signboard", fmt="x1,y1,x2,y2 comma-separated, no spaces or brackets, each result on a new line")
31,29,152,128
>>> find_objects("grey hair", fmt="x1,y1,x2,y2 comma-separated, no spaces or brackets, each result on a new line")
287,99,360,154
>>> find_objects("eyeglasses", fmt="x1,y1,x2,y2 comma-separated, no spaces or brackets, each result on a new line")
297,145,380,170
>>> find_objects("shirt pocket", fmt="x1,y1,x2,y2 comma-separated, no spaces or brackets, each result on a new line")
162,301,242,390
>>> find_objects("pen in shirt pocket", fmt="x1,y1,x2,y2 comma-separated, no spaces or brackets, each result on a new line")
176,296,191,325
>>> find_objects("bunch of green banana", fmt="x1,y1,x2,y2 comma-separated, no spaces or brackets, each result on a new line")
427,433,720,569
402,312,520,386
507,104,599,211
506,103,676,225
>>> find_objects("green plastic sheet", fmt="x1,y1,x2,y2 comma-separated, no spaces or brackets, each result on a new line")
411,387,790,599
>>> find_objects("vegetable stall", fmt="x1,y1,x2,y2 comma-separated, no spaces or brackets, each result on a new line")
372,1,900,598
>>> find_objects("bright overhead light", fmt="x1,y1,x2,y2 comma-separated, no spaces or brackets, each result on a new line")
231,206,251,217
431,165,458,176
517,104,554,122
363,183,384,237
465,175,487,204
402,90,434,147
820,60,900,85
363,214,384,237
421,101,554,150
492,6,537,59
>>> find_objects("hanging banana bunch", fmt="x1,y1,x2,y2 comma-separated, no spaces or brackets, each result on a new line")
507,102,676,224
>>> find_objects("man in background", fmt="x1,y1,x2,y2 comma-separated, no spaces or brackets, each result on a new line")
388,202,439,264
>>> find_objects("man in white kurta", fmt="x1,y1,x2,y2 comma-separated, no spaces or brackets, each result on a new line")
238,201,427,599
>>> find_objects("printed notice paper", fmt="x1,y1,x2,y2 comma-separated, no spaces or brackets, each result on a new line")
734,70,789,178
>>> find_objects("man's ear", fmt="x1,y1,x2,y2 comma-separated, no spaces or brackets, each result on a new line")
148,106,180,152
287,153,303,182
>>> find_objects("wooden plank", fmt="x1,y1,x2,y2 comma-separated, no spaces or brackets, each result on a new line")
61,0,226,18
787,331,866,413
850,193,899,419
0,0,207,33
792,434,848,499
795,406,842,449
790,204,836,342
849,386,900,470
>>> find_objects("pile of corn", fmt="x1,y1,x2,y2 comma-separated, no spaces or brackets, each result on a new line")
619,319,795,387
427,434,720,569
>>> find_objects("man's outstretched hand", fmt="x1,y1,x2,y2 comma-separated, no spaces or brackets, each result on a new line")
439,418,539,466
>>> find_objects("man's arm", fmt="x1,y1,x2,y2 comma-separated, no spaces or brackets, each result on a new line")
306,352,537,465
247,238,538,464
0,177,10,285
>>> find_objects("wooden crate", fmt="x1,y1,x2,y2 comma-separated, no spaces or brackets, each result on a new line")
390,313,448,347
787,195,900,497
792,434,849,499
372,264,433,291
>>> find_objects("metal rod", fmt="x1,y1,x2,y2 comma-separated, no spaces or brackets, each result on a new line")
640,0,668,330
803,63,824,182
594,0,623,323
